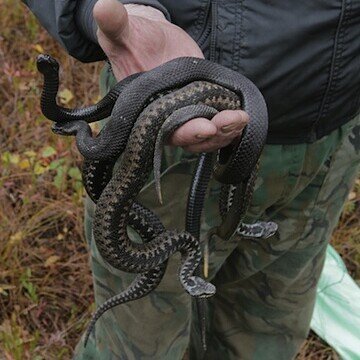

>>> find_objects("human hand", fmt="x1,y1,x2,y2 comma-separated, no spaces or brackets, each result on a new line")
93,0,248,152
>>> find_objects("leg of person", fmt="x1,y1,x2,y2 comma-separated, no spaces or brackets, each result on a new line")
73,161,199,359
190,114,360,359
73,155,246,359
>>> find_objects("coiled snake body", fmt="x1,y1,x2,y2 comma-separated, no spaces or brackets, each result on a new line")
37,54,268,346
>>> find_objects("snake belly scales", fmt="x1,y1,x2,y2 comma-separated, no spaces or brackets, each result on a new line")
37,55,268,346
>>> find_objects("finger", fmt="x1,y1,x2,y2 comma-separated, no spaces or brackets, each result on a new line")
211,110,249,133
168,118,217,146
183,110,249,152
183,136,236,153
94,0,129,43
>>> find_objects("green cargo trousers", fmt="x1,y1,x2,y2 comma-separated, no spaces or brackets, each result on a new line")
74,71,360,359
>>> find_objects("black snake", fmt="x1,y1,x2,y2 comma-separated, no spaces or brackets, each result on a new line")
37,54,268,347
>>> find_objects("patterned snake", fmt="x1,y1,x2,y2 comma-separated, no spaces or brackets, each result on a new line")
37,54,268,347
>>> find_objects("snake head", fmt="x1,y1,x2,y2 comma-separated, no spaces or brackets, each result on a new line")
52,121,81,136
186,277,216,298
36,54,59,75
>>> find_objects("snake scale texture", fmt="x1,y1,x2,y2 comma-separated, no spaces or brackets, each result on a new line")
37,54,268,347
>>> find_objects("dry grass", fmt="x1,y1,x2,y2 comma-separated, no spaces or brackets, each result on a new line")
0,2,358,359
1,2,100,358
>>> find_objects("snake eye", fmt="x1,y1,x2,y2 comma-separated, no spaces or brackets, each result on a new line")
51,123,67,135
36,54,59,74
51,121,86,136
52,122,77,136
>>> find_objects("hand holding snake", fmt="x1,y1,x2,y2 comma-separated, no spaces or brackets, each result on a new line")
93,0,249,152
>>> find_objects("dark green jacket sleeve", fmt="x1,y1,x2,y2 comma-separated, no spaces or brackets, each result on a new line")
22,0,170,63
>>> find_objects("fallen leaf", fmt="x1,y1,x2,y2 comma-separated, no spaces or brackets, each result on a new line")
45,255,61,267
42,146,57,158
33,44,45,53
34,162,47,175
9,231,24,246
24,150,37,158
18,159,30,169
58,88,74,105
10,153,20,165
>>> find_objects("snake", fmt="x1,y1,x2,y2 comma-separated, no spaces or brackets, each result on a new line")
37,54,268,345
37,55,142,123
82,169,169,347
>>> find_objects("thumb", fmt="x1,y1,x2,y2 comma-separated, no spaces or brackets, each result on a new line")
93,0,130,44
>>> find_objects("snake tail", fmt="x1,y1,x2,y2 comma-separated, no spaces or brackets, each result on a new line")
84,265,167,348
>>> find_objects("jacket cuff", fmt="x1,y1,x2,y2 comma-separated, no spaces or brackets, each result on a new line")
75,0,99,44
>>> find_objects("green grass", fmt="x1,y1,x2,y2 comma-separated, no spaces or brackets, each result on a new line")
0,2,358,359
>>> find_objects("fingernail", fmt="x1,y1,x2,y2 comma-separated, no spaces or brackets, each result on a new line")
221,123,238,133
196,134,211,140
